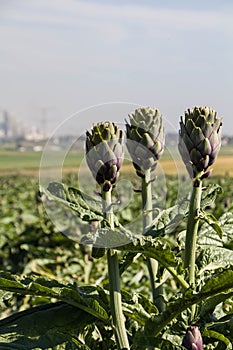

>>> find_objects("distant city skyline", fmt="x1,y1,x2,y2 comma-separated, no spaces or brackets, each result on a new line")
1,0,233,136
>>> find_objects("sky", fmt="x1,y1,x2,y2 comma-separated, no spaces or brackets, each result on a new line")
1,0,233,136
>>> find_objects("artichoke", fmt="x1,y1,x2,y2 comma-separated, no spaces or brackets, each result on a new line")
179,106,222,178
86,122,124,192
126,107,164,178
182,325,203,350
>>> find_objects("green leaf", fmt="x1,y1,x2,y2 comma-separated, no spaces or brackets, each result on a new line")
203,329,232,349
117,236,176,265
0,271,26,292
45,182,104,223
201,268,233,294
133,332,184,349
198,211,233,247
145,199,189,237
197,246,233,272
116,236,188,289
0,302,95,349
0,272,109,322
119,252,137,275
201,184,223,208
200,291,233,319
122,302,150,325
81,225,132,249
122,291,158,325
143,267,233,338
199,210,223,238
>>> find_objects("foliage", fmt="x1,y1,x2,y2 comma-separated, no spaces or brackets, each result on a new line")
0,172,232,349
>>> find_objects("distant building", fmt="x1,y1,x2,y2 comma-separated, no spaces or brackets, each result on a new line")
24,126,45,141
0,109,47,141
0,110,11,138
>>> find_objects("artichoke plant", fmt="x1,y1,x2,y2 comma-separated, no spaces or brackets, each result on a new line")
126,107,165,309
86,122,124,192
182,325,203,350
126,107,164,178
86,122,130,349
179,107,222,179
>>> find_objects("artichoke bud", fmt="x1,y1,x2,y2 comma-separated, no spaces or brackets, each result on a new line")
126,107,165,178
182,325,203,350
179,106,222,179
86,122,124,191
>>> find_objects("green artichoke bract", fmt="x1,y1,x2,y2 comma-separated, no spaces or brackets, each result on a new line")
126,107,164,178
179,106,222,178
86,122,124,191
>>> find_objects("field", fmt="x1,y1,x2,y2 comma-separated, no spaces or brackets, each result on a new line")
0,145,232,349
0,144,233,176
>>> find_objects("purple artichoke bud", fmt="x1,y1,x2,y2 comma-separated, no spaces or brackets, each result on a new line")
179,107,222,179
86,122,124,191
182,325,203,350
126,107,164,178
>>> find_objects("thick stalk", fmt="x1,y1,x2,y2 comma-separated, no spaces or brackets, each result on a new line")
102,189,129,350
184,177,202,320
141,169,153,232
142,170,164,311
184,177,202,285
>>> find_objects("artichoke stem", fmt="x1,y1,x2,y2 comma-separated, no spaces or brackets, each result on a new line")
142,170,165,311
142,169,153,231
102,189,130,350
184,176,202,319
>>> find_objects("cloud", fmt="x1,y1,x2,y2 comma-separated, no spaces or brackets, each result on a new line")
1,0,232,71
1,0,233,35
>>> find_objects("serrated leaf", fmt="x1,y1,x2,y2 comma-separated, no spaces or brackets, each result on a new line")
200,291,233,318
28,281,59,297
145,199,189,237
0,272,25,291
119,252,137,275
137,293,159,315
197,246,233,272
144,267,233,338
117,236,176,265
81,226,132,248
84,298,108,322
201,184,223,208
0,272,108,322
199,210,223,238
201,269,233,294
198,211,233,248
123,302,150,325
0,302,95,349
45,182,104,223
122,292,158,325
116,236,188,289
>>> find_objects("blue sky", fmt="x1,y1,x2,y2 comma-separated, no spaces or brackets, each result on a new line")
1,0,233,135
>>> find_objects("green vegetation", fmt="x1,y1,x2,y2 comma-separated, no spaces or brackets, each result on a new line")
0,173,232,349
0,150,84,174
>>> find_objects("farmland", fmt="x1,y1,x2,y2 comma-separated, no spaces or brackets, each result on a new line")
0,144,233,176
0,142,232,349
